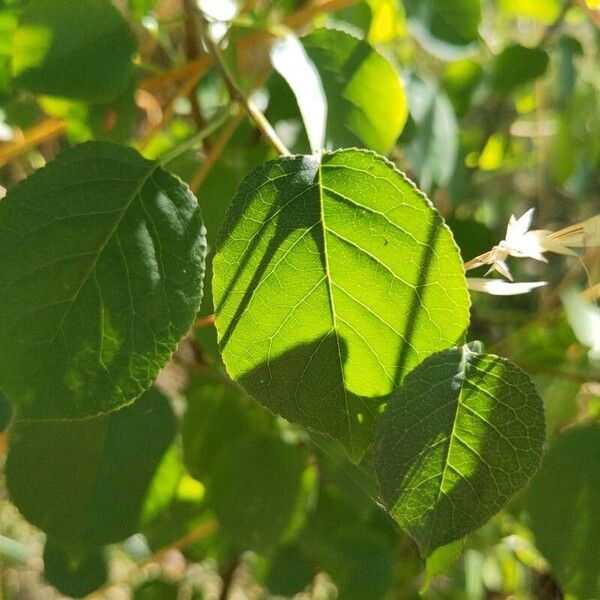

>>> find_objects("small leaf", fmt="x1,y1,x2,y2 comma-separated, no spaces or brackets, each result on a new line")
182,370,272,480
209,435,310,552
43,541,108,599
375,345,545,556
0,141,206,420
525,424,600,599
491,45,549,93
268,28,408,154
12,0,137,103
6,387,176,553
403,0,482,59
213,149,469,460
270,33,327,153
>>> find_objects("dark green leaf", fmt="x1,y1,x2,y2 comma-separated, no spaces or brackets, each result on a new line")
182,370,272,480
375,345,545,556
43,541,107,599
491,45,549,93
134,579,179,600
213,149,469,460
263,544,317,596
209,435,310,552
403,0,482,59
0,141,206,420
12,0,137,102
6,387,176,553
525,425,600,598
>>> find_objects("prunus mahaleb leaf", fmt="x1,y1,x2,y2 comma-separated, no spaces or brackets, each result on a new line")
491,44,549,94
268,28,408,154
525,425,600,598
209,434,310,553
403,0,481,60
182,370,272,481
5,387,176,554
43,541,108,599
12,0,137,103
375,344,545,556
0,141,206,420
213,149,469,460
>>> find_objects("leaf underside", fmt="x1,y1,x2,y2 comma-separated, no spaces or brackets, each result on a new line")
375,346,545,556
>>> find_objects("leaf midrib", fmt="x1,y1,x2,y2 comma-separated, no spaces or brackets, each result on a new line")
316,159,354,453
426,348,468,554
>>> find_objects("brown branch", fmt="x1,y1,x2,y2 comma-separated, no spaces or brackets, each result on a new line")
182,0,206,132
573,0,600,28
140,0,361,93
0,119,66,167
197,12,290,156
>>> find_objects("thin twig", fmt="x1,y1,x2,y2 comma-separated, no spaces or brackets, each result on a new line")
141,0,361,93
190,109,244,192
538,0,571,45
196,12,290,156
158,107,231,166
573,0,600,28
182,0,207,132
0,119,66,167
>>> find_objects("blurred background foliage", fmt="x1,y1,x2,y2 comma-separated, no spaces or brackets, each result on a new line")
0,0,600,598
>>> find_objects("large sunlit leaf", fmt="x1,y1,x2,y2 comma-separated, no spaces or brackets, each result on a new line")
12,0,137,103
403,0,482,59
375,344,545,556
268,28,408,155
213,149,469,460
0,142,206,420
525,425,600,599
5,387,176,554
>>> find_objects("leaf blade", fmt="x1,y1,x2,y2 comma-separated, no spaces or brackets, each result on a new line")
0,141,206,419
375,345,545,555
213,149,469,460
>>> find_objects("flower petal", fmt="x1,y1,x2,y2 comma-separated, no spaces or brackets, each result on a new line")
467,278,547,295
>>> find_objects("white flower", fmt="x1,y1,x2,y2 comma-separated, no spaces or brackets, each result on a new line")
467,278,547,295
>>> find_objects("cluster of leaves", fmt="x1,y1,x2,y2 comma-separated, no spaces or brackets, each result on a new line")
0,0,599,599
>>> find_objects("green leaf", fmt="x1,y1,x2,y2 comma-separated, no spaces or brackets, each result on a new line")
209,435,310,553
0,141,206,420
5,387,176,553
43,541,108,599
490,44,549,93
525,425,600,598
214,149,469,460
402,73,459,193
270,33,327,153
134,579,179,600
375,345,545,556
182,370,272,480
12,0,137,103
403,0,482,59
268,28,408,154
263,544,317,596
